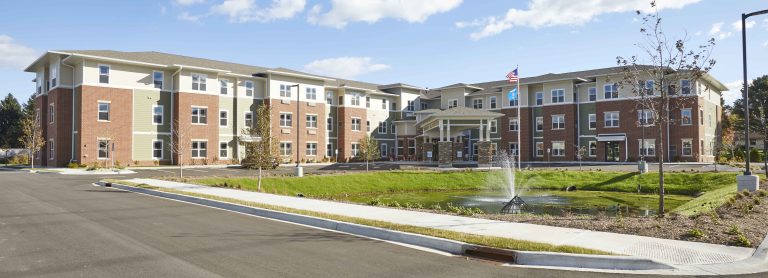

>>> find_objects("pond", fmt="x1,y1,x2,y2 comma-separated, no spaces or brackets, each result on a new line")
341,190,693,216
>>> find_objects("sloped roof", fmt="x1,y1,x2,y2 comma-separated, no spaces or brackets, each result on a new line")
427,106,503,118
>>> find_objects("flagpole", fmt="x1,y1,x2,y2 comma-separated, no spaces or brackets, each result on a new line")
516,77,521,172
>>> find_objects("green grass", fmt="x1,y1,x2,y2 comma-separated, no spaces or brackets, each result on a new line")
516,171,738,195
670,184,738,216
104,179,610,255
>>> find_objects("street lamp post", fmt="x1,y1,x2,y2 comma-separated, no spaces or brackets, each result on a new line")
738,9,768,191
289,84,303,177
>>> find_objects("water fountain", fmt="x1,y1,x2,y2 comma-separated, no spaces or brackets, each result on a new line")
497,153,526,214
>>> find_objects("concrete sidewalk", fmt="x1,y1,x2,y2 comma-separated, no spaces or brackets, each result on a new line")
124,178,757,268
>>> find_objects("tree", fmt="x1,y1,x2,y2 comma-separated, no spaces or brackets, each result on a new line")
616,0,716,217
357,135,379,172
19,103,44,169
168,118,191,179
574,144,587,170
732,75,768,176
0,93,24,161
241,104,279,191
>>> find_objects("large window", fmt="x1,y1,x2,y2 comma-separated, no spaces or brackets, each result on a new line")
552,141,565,156
245,80,254,97
153,105,163,125
50,64,58,87
279,113,292,127
98,102,110,122
536,142,544,157
535,117,543,131
639,139,656,157
508,117,519,131
381,99,387,109
327,143,334,157
306,143,317,156
681,80,691,95
378,121,387,134
219,110,228,127
49,103,54,123
219,142,228,159
191,141,207,158
380,144,388,157
245,112,253,128
220,79,229,95
588,114,596,129
366,97,371,108
280,84,292,97
535,92,543,106
306,87,316,100
351,143,360,156
589,141,597,157
191,107,207,124
306,114,317,128
588,87,597,101
473,98,483,109
604,111,619,127
351,118,361,131
681,108,692,125
700,109,704,125
604,83,618,99
638,110,654,126
99,65,109,84
97,139,109,159
682,139,693,156
490,96,497,109
551,115,565,130
191,73,207,91
153,140,163,160
153,71,164,89
280,142,292,156
551,89,565,103
366,120,370,132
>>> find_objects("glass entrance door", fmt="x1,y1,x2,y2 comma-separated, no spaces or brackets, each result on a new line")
605,142,620,162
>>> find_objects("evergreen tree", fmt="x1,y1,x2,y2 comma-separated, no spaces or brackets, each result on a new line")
0,93,23,149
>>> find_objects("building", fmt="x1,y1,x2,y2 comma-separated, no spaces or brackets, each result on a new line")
24,50,727,167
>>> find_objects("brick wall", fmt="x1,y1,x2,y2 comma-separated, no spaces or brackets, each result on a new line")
269,99,327,162
78,85,133,166
338,106,367,160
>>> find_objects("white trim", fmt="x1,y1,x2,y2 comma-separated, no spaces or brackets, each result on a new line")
305,113,319,129
219,109,229,127
152,104,164,125
152,70,164,90
97,101,111,122
191,106,208,125
152,139,164,160
279,112,293,128
268,70,336,81
47,51,169,68
98,64,110,84
132,131,172,135
174,64,231,74
219,141,230,159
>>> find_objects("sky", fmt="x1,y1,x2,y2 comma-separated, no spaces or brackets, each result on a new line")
0,0,766,105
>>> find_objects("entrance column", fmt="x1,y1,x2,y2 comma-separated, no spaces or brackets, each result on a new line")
477,118,494,168
438,119,453,168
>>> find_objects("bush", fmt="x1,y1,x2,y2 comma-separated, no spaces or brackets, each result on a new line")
686,229,705,239
750,148,763,163
8,154,29,165
733,234,752,247
726,225,742,236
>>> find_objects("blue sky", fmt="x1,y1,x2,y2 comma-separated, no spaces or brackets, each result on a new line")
0,0,766,105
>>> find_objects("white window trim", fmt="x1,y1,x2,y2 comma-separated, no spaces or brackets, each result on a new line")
472,98,484,109
638,139,656,157
220,79,229,95
191,106,208,125
552,141,566,157
191,73,207,92
535,116,544,131
96,139,110,160
490,120,497,133
191,139,209,159
152,105,164,125
681,108,693,126
551,114,565,130
153,71,164,89
448,99,458,108
588,141,597,157
535,142,544,157
152,139,163,160
245,80,254,97
381,143,388,157
305,142,318,156
351,117,362,132
48,103,55,124
604,111,620,128
508,117,519,131
306,114,318,129
378,121,387,134
98,64,110,84
279,141,293,156
587,87,597,102
219,109,229,127
48,138,54,160
97,101,111,122
551,89,565,103
279,112,293,128
244,111,253,128
489,96,498,109
327,117,333,132
588,114,597,130
681,138,693,157
219,141,230,159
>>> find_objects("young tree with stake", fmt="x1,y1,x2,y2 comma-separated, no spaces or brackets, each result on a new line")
241,104,279,191
357,135,379,172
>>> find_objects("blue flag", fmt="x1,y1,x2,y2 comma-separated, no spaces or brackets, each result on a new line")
508,87,518,101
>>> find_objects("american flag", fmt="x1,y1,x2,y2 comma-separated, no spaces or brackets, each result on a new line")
506,67,519,83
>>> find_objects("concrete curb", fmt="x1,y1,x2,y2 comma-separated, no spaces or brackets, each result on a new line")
101,181,674,271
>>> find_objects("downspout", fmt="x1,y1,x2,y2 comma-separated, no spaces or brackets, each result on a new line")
575,83,580,158
61,56,76,163
171,66,183,165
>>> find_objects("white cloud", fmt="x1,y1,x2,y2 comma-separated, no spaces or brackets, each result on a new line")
709,22,732,40
0,35,38,70
211,0,305,23
308,0,462,29
160,5,168,15
457,0,701,40
175,0,205,5
303,57,390,79
178,11,204,22
731,19,755,31
763,40,768,47
722,80,744,105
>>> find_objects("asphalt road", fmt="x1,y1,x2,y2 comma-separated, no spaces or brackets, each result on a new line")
0,170,760,278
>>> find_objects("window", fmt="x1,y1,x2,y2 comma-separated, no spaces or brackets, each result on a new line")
366,120,370,132
391,122,396,134
407,100,415,111
605,112,619,127
638,110,654,126
280,142,292,156
366,97,371,108
668,84,677,95
280,84,292,97
327,143,334,157
589,141,597,157
381,99,387,109
588,87,597,101
48,103,54,123
220,79,229,95
535,117,543,131
219,110,228,127
639,139,656,157
351,118,361,131
700,109,704,125
508,94,518,107
326,91,333,104
245,112,253,128
604,83,618,99
306,114,317,128
153,71,164,89
99,65,109,84
509,142,519,156
551,89,565,103
50,64,58,87
552,141,565,156
48,138,54,160
191,141,207,158
98,139,109,159
448,99,458,108
669,145,677,158
327,117,333,131
490,96,497,109
191,107,207,124
588,114,596,129
644,80,654,95
535,92,543,106
351,143,360,156
490,120,497,133
682,139,693,156
380,144,388,157
153,140,163,160
306,143,317,156
681,108,692,125
279,113,292,127
98,102,110,122
351,94,361,106
421,102,428,110
306,87,317,100
508,117,519,131
153,105,163,125
378,121,387,134
473,98,483,109
552,115,565,130
191,73,207,91
245,81,254,97
220,142,229,159
391,102,397,110
681,80,691,95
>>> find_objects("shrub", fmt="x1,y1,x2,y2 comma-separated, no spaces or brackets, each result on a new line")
686,229,705,239
754,198,762,206
758,190,767,197
367,198,383,206
66,162,82,168
733,234,752,247
726,225,742,236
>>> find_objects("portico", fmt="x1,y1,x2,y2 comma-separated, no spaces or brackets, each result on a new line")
414,107,503,167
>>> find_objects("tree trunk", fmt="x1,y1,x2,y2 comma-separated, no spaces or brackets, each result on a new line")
258,166,262,192
763,135,768,178
179,154,183,180
366,159,369,172
30,148,34,169
658,120,665,217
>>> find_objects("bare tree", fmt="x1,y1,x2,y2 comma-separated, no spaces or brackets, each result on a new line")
616,0,716,217
241,104,279,191
357,135,379,172
19,114,44,169
168,118,191,179
574,144,587,170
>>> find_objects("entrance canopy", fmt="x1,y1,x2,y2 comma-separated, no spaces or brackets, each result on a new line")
596,134,626,142
414,107,503,141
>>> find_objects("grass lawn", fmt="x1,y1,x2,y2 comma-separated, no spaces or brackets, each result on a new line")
670,184,738,216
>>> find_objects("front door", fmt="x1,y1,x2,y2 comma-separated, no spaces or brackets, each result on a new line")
605,142,620,162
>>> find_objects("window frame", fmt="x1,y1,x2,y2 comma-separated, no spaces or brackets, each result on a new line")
489,96,497,109
152,105,164,125
279,84,292,97
219,141,229,159
220,79,229,95
49,103,54,124
604,83,619,99
153,71,164,89
535,116,544,131
306,114,318,129
98,101,110,122
551,89,565,103
244,112,253,128
306,142,318,156
535,92,544,106
638,109,654,126
152,140,163,160
551,114,565,130
191,73,207,91
535,142,544,157
280,142,292,156
191,106,208,125
472,98,484,109
98,64,110,84
588,114,597,130
191,140,208,158
97,139,109,160
245,80,254,97
588,87,597,102
378,121,387,134
552,141,565,157
279,112,293,128
508,117,519,131
351,117,361,131
219,109,228,127
306,87,317,101
490,120,497,133
681,108,692,125
588,141,597,157
638,139,656,157
448,99,458,109
48,138,55,160
327,117,333,132
682,139,693,156
380,143,388,158
681,80,691,95
604,111,620,128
